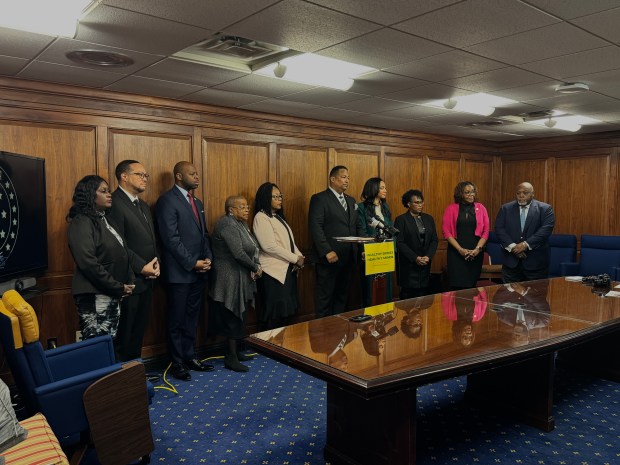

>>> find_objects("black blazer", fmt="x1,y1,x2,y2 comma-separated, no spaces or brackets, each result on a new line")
155,186,213,284
308,189,364,264
108,189,157,294
393,212,438,289
68,214,140,298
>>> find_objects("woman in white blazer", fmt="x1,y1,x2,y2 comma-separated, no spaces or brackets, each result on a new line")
253,182,305,329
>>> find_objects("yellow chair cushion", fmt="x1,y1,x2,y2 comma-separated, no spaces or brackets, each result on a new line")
0,302,22,350
2,291,39,344
2,413,69,465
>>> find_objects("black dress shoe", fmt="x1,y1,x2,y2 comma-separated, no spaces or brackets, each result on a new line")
170,363,191,381
184,358,215,372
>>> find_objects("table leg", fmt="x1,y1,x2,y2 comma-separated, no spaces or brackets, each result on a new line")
324,384,417,465
465,353,555,432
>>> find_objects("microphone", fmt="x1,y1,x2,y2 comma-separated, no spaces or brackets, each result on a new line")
369,215,400,237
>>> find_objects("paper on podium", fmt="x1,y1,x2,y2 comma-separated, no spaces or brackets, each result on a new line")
333,236,375,243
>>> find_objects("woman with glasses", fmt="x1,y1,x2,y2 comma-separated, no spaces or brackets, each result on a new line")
442,181,489,290
67,175,158,340
356,177,393,306
394,189,438,299
253,182,304,330
209,195,262,372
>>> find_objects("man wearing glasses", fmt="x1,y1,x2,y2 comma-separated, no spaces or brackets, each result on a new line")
109,160,160,362
156,161,214,380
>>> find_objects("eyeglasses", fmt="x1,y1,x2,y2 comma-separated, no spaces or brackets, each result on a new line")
463,190,476,195
129,172,150,180
272,195,284,200
410,200,424,205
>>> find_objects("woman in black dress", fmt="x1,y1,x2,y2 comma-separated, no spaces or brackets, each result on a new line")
442,181,490,290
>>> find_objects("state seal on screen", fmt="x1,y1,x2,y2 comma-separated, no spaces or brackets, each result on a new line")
0,167,19,270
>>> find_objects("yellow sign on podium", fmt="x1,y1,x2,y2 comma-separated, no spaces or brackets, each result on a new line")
364,241,395,275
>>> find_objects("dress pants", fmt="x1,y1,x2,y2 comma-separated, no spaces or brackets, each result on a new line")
314,260,353,318
502,261,548,283
114,287,153,361
166,281,205,365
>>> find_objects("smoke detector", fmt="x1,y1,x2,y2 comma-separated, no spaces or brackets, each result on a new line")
555,82,589,94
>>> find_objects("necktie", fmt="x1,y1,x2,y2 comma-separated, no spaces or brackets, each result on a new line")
520,206,527,231
134,199,147,222
339,194,347,211
187,193,200,223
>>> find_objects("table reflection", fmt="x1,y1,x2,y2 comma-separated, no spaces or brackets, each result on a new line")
441,288,488,348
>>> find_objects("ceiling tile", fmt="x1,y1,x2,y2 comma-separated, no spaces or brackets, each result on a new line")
571,7,620,44
105,76,204,98
488,81,562,102
0,56,28,76
347,71,427,96
318,28,450,69
78,5,212,55
278,88,367,106
523,0,620,20
563,68,620,99
393,0,559,48
239,98,321,116
520,46,620,79
212,74,314,97
292,105,366,123
36,38,163,74
18,62,125,88
381,83,470,104
329,97,415,113
347,114,435,132
136,59,247,87
385,50,505,81
102,0,280,30
443,67,549,93
0,27,55,60
379,104,459,119
183,88,267,107
223,0,380,53
306,0,461,25
522,91,617,112
465,23,608,65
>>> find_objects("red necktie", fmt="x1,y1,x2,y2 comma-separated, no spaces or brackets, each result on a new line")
187,193,200,223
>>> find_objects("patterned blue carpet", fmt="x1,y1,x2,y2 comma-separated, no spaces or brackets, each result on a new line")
84,354,620,465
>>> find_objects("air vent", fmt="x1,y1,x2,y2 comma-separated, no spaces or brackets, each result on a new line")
173,33,297,72
466,121,504,127
66,50,134,67
519,110,555,120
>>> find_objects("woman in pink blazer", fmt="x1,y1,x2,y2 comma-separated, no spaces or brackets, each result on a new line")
253,182,305,330
442,181,489,290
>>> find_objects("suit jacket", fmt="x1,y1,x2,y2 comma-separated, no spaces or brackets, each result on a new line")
253,211,301,284
494,284,551,329
68,214,139,298
308,189,364,264
155,186,213,284
393,212,438,289
108,189,157,294
495,199,555,270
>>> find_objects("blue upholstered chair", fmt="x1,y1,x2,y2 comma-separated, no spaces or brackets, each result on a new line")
0,290,152,444
560,235,620,278
486,231,504,266
548,234,577,277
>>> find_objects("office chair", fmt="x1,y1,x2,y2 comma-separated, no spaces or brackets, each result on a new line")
559,234,620,278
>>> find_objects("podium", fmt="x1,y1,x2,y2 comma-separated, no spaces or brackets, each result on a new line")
334,237,395,306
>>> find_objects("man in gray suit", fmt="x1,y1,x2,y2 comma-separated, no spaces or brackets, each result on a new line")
156,161,214,380
108,160,160,362
308,165,365,318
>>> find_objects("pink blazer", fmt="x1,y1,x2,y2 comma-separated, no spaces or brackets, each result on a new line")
442,202,490,240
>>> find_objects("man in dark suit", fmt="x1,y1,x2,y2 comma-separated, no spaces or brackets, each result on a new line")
495,182,555,283
155,161,214,380
108,160,160,362
309,165,365,318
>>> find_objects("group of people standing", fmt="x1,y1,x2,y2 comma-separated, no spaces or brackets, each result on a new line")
66,160,554,380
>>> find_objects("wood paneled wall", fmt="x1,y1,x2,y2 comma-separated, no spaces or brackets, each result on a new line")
1,77,619,362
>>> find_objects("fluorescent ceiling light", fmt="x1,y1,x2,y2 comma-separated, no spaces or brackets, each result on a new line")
255,53,376,91
0,0,98,37
526,114,600,132
427,93,518,117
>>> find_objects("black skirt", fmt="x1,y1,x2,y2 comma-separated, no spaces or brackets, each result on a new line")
209,299,246,339
259,265,299,323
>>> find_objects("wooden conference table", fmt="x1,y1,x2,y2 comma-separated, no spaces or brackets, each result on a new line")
247,278,620,465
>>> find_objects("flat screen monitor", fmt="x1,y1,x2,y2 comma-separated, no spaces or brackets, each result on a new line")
0,151,48,282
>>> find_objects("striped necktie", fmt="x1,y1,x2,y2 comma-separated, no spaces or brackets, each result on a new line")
520,206,527,231
339,194,347,211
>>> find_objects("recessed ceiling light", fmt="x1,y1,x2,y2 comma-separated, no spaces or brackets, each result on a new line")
66,50,135,67
555,82,589,94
